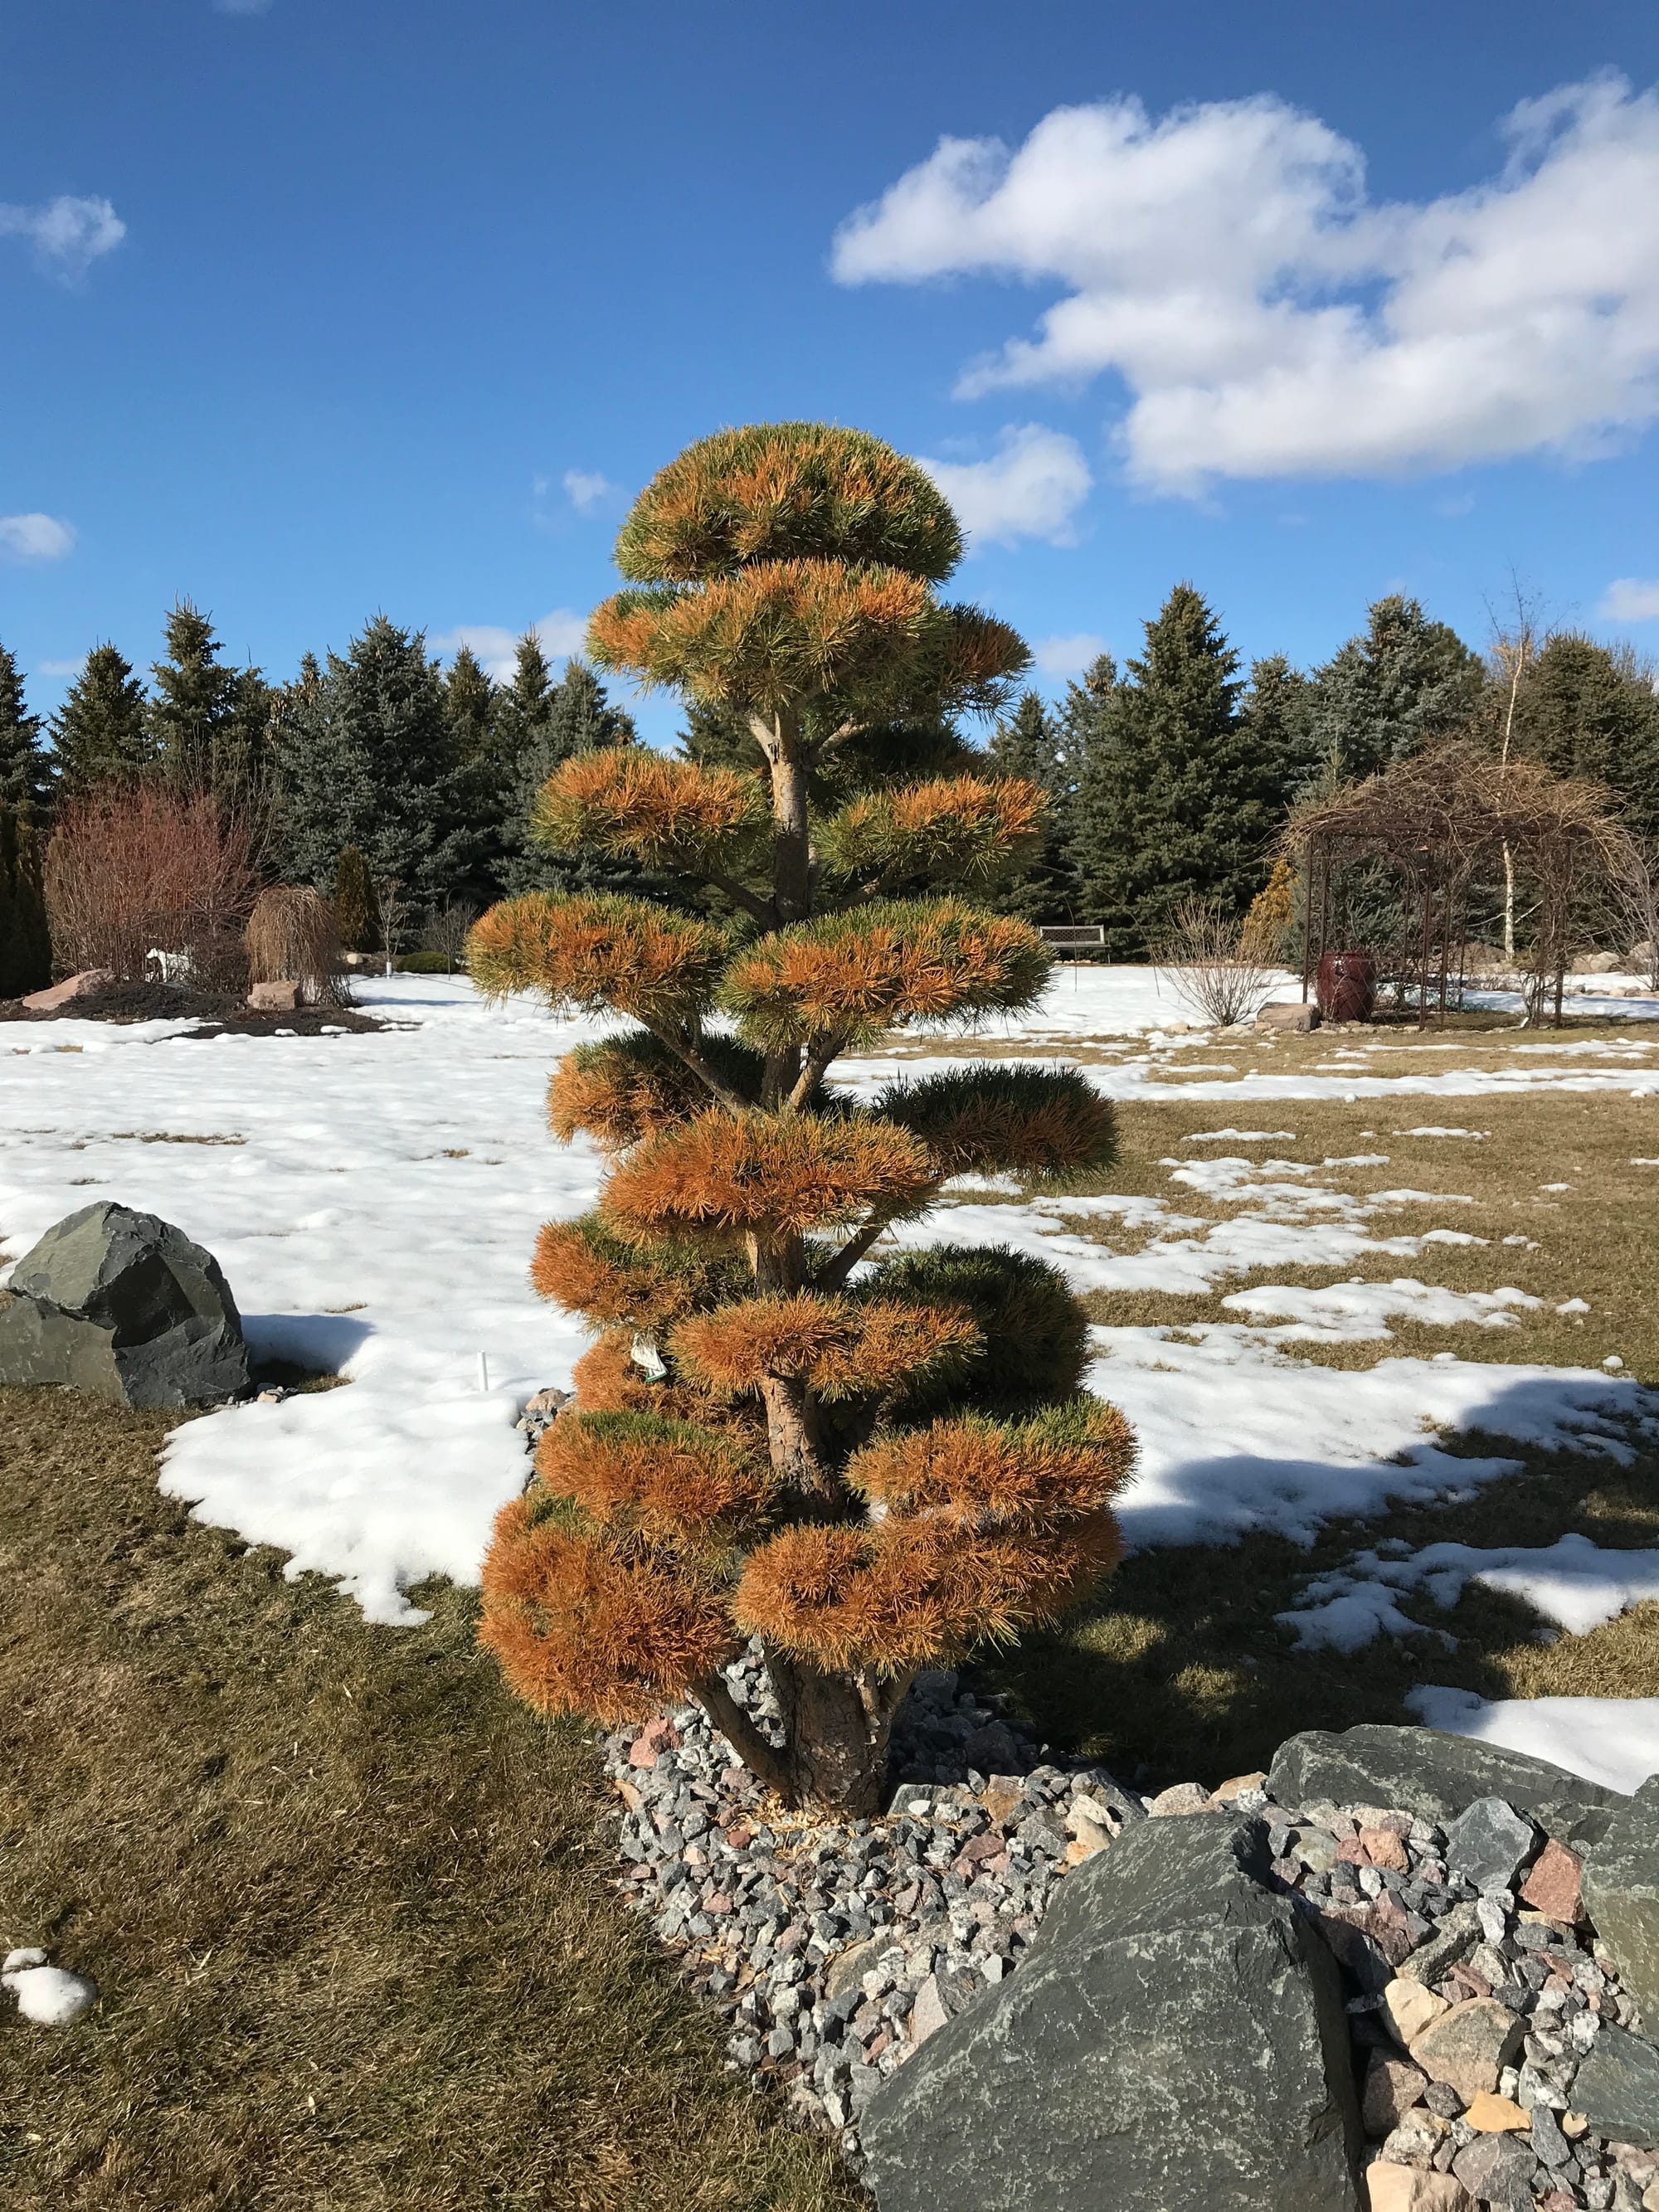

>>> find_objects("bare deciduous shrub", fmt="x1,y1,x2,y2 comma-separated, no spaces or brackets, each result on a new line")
246,886,350,1005
421,900,479,973
43,784,258,984
1154,897,1280,1027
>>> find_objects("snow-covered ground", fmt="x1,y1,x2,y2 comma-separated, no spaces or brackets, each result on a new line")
2,967,1658,1791
1407,1686,1659,1798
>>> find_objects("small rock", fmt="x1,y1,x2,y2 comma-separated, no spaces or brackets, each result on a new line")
20,968,113,1010
1365,2167,1475,2212
1531,2104,1573,2167
1400,1904,1481,1985
1443,1798,1539,1896
1462,2092,1529,2132
1409,1998,1525,2103
909,1975,949,2047
1381,2108,1446,2169
247,980,299,1011
1521,1839,1584,1925
1210,1770,1268,1801
1364,2050,1432,2136
1384,1977,1451,2047
1449,2129,1538,2209
1145,1782,1213,1817
1361,1826,1412,1873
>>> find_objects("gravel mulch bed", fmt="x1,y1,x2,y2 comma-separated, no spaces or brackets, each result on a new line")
605,1654,1652,2205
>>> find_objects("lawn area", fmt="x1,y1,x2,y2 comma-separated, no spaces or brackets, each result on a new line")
0,1388,859,2212
979,1077,1659,1788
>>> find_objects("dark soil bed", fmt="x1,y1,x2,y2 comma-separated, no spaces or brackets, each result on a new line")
0,982,388,1036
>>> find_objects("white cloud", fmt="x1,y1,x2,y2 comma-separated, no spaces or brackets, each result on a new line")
36,658,82,678
563,468,619,514
213,0,273,13
833,75,1659,494
917,424,1091,545
433,609,587,680
0,195,124,281
1600,577,1659,622
0,513,75,562
1030,630,1108,678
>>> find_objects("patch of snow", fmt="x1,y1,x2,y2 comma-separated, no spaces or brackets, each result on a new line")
1396,1127,1490,1139
1179,1128,1297,1142
1222,1276,1542,1342
1405,1685,1659,1796
1086,1325,1652,1551
2,1957,98,2025
5,973,1656,1626
1370,1189,1476,1207
1282,1531,1659,1650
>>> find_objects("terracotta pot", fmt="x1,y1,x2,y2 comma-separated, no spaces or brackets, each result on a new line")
1316,950,1376,1024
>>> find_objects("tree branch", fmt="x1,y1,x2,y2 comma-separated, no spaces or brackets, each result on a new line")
786,1033,845,1112
813,1211,907,1292
642,1021,751,1114
809,717,870,761
698,868,773,927
691,1673,796,1803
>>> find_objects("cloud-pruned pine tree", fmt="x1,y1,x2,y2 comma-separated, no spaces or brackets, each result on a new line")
50,644,152,795
470,423,1132,1813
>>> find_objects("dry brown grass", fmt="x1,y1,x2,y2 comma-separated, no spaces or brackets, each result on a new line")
0,1388,859,2212
970,1067,1659,1790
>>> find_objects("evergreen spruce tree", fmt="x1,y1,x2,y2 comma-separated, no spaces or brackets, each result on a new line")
1238,654,1316,805
0,641,56,816
1068,585,1277,955
499,654,643,897
148,600,241,791
50,644,152,795
493,632,556,780
443,645,498,763
0,805,51,995
987,689,1076,921
275,617,479,903
1512,634,1659,845
470,421,1130,1812
1307,595,1483,785
333,843,380,952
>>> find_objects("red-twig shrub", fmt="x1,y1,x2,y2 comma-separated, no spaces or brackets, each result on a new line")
43,783,258,984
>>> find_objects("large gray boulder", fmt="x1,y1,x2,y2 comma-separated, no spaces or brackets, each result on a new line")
1569,2022,1659,2149
861,1815,1361,2212
1583,1777,1659,2020
0,1202,249,1407
1268,1725,1625,1849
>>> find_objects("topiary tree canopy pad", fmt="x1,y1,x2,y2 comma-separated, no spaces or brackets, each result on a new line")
472,422,1132,1813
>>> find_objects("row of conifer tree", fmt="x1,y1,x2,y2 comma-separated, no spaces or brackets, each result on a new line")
2,584,1657,980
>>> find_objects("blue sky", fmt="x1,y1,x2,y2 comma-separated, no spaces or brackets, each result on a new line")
5,0,1659,748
